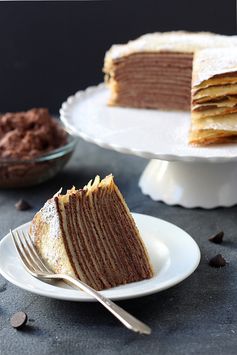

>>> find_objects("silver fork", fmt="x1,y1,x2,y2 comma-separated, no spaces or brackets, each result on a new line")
10,229,151,335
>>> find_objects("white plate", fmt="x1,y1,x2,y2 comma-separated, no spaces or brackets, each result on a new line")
60,84,237,163
0,213,200,301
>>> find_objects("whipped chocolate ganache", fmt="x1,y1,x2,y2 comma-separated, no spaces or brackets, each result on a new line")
0,108,67,159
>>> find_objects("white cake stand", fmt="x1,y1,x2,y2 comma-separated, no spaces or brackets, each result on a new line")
60,84,237,209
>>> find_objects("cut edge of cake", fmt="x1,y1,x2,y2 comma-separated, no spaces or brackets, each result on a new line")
103,31,237,112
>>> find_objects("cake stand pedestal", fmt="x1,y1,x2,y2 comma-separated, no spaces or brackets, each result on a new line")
60,84,237,209
139,159,237,208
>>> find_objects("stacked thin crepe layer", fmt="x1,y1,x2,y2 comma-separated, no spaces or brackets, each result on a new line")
30,175,153,291
190,48,237,145
104,31,237,111
105,52,193,110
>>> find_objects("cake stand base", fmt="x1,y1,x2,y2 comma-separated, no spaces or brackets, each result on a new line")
139,159,237,209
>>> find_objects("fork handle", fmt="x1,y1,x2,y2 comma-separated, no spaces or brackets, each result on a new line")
48,273,151,335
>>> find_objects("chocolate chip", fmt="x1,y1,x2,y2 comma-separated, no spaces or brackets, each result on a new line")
15,199,32,211
208,231,224,244
209,254,227,268
10,311,28,329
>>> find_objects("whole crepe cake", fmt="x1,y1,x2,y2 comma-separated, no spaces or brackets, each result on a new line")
104,31,237,145
30,175,153,291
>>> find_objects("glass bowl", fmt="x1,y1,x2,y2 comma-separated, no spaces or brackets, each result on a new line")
0,133,77,188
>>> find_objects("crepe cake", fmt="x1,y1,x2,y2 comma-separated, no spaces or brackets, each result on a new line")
189,48,237,145
104,31,237,111
29,175,153,291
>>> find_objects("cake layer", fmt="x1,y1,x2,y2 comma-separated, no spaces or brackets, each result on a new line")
193,97,237,111
191,112,237,130
105,51,193,110
192,106,237,119
194,74,237,91
189,129,237,145
193,84,237,101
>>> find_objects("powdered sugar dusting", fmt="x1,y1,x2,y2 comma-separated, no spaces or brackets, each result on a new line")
193,48,237,86
106,32,237,60
41,198,61,239
29,222,37,242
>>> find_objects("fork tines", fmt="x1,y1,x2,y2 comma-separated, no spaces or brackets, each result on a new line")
10,229,51,275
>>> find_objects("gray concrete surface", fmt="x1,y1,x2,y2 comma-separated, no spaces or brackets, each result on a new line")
0,139,236,355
